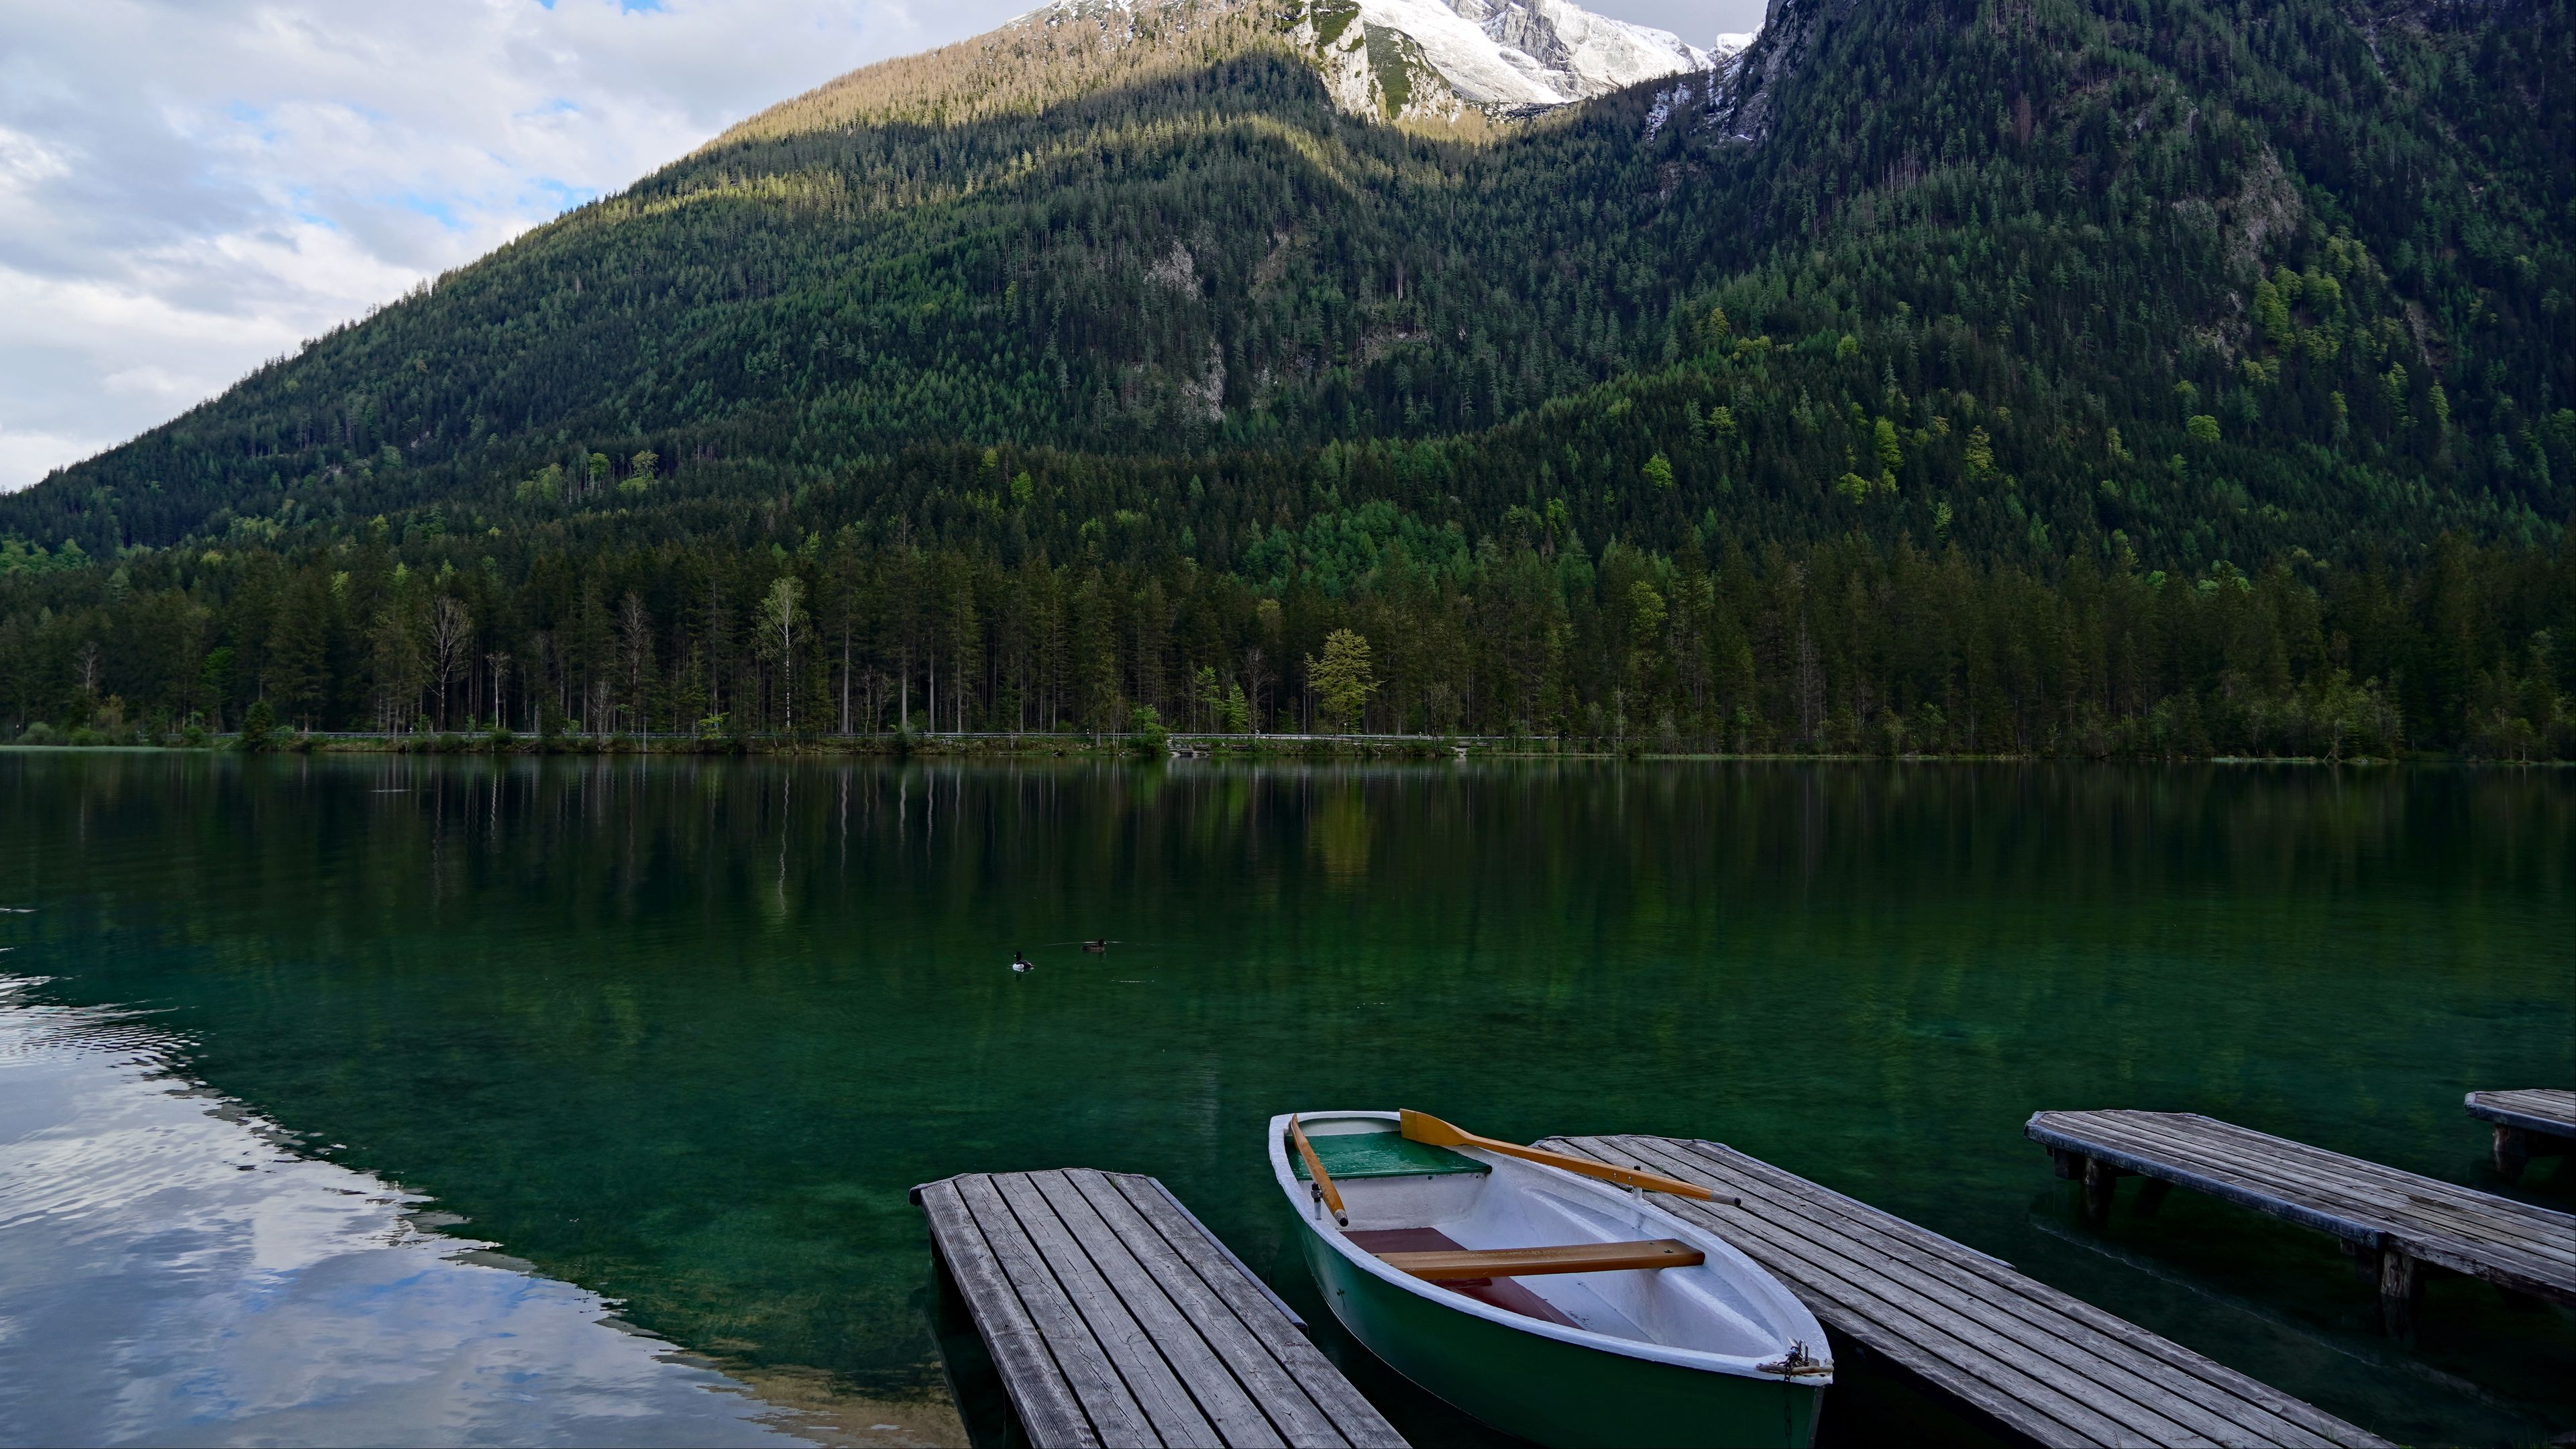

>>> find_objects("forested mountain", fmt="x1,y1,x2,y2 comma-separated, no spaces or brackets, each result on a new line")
3,0,2571,755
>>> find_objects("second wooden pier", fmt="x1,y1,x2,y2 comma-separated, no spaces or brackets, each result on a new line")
1543,1132,2387,1448
2465,1088,2576,1179
2027,1108,2576,1333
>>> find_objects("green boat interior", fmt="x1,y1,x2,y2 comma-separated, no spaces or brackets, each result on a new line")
1290,1130,1490,1180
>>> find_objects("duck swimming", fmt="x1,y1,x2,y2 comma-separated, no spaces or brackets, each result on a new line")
1011,951,1034,973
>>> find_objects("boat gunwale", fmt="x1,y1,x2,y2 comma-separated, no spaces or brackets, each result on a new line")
1268,1109,1832,1384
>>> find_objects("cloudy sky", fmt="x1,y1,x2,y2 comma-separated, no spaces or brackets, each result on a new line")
0,0,1764,493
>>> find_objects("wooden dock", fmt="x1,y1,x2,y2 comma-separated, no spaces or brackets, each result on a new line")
2464,1089,2576,1179
1541,1133,2387,1449
913,1168,1407,1449
2026,1109,2576,1333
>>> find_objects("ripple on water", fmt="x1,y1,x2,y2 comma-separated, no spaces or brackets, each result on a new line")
0,978,820,1448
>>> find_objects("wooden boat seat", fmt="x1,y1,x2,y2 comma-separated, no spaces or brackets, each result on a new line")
1375,1238,1705,1281
1344,1228,1581,1327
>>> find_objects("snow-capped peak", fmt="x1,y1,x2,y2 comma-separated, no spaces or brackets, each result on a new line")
1297,0,1712,117
1001,0,1733,127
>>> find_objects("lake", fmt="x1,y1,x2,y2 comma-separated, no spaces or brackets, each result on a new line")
0,753,2568,1446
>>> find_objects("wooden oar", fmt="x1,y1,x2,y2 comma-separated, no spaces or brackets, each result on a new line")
1288,1114,1350,1226
1400,1110,1731,1203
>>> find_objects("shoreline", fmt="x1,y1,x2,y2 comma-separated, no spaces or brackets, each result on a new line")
6,736,2564,766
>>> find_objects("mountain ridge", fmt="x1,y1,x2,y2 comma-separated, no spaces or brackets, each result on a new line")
4,0,2568,564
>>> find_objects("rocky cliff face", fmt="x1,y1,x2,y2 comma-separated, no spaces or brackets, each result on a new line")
1699,0,1820,143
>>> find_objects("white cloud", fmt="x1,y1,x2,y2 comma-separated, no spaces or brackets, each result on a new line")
0,0,1033,493
0,0,1762,495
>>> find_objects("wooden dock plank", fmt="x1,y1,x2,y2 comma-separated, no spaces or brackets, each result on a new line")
2078,1111,2569,1238
2466,1090,2576,1179
916,1170,1405,1449
1628,1135,2351,1448
2025,1110,2576,1308
1642,1140,2377,1448
2139,1116,2569,1265
952,1173,1165,1446
1631,1184,2181,1442
1599,1136,2288,1448
2047,1113,2569,1264
2465,1089,2576,1137
2025,1121,2555,1277
991,1171,1226,1446
1027,1171,1286,1448
1542,1134,2388,1449
1111,1177,1408,1449
1062,1173,1348,1448
917,1179,1100,1448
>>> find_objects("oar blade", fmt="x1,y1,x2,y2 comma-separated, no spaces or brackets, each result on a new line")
1398,1108,1467,1146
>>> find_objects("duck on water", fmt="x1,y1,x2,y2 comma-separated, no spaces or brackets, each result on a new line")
1271,1109,1831,1449
1011,941,1118,971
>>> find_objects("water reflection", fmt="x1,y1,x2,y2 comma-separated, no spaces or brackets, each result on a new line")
0,978,822,1448
0,754,2567,1447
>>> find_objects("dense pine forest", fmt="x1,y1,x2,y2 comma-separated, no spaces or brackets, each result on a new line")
8,502,2570,758
2,0,2569,755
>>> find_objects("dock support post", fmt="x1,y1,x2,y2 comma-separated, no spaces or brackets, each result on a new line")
2082,1155,2118,1221
2378,1250,2421,1336
2491,1124,2528,1181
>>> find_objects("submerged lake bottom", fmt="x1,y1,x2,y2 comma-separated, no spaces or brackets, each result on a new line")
0,754,2567,1446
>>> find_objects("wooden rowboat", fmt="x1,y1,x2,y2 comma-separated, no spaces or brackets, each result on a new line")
1269,1110,1831,1449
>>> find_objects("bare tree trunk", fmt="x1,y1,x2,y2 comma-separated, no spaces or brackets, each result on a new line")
429,596,472,731
759,576,804,736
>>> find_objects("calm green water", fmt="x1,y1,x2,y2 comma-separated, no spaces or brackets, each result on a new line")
1,754,2569,1446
